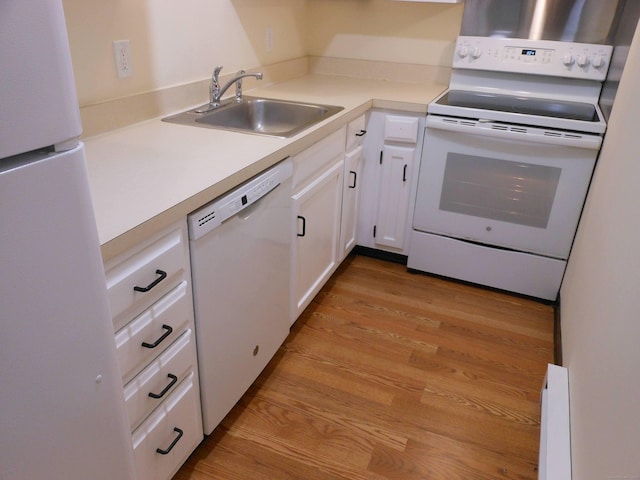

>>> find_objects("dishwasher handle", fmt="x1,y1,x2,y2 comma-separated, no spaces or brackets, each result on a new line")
188,158,293,241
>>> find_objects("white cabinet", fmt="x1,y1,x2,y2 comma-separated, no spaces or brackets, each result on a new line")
375,144,416,250
358,111,425,256
340,115,367,261
291,127,346,323
104,221,203,480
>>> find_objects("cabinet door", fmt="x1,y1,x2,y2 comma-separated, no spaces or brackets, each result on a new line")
340,144,364,261
375,144,415,250
292,160,343,322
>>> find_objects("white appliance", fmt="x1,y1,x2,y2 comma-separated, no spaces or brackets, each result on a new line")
0,2,135,479
408,36,612,300
188,159,292,434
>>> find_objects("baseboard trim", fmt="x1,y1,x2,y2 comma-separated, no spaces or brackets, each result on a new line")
353,245,407,265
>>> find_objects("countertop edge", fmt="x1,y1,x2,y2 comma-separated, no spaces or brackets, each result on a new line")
89,76,446,261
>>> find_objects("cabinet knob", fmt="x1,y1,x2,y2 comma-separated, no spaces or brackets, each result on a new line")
253,345,260,356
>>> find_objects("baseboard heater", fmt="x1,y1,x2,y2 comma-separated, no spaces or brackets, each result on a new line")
538,364,571,479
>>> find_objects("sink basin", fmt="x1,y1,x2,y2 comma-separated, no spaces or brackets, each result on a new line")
162,97,344,138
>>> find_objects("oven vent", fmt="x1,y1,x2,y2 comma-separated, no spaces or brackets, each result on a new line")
442,118,478,127
490,124,528,134
543,131,584,140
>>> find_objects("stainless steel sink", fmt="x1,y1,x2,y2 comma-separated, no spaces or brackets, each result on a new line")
162,97,344,138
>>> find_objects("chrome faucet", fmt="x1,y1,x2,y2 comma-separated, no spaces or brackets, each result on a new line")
195,66,263,113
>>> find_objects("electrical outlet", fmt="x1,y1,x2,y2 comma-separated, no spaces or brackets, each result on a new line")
113,40,132,78
265,28,273,53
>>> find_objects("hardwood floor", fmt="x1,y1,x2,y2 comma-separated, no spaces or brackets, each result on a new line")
173,254,555,480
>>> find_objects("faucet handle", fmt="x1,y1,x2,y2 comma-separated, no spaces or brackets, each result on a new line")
212,65,223,85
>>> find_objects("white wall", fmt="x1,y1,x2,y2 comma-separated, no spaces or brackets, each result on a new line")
62,0,307,106
61,0,461,108
560,22,640,480
306,0,463,66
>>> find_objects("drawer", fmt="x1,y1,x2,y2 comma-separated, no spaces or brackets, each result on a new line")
105,224,189,331
292,126,346,191
384,115,419,143
132,372,203,480
124,329,197,430
114,281,192,383
346,115,367,151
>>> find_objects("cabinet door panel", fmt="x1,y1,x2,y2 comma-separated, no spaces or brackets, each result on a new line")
123,329,196,430
375,144,415,250
340,144,364,260
131,373,202,480
114,281,191,384
292,160,343,322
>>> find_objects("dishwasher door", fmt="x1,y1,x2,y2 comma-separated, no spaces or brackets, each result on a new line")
188,158,292,434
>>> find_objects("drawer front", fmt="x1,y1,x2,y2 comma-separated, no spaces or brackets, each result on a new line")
115,281,192,383
124,329,197,430
132,372,203,480
384,115,419,143
292,126,346,191
346,115,367,151
106,225,189,331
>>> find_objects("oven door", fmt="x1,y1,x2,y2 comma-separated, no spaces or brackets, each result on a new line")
413,115,600,259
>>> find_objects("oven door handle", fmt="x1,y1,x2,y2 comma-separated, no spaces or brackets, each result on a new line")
425,116,602,150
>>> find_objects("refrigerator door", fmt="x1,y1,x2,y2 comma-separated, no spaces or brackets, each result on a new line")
0,145,135,480
0,0,82,158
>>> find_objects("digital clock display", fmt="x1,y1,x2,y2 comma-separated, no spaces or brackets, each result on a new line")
522,49,537,56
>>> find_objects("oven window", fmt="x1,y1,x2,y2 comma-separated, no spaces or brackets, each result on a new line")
440,153,561,228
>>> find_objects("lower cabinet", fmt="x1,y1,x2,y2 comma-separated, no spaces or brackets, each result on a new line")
358,110,425,256
132,372,202,480
339,114,367,261
104,220,203,480
291,127,346,323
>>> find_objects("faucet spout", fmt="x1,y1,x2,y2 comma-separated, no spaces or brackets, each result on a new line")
195,66,263,114
217,70,264,104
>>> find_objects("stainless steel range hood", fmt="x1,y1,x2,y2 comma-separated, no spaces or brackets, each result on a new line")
460,0,625,44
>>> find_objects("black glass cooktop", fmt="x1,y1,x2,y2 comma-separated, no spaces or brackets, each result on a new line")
436,90,599,122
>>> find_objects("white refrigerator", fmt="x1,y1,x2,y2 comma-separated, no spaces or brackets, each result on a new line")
0,2,135,479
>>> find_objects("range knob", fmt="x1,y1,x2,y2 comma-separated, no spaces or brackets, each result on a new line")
592,55,606,69
471,46,483,59
577,55,590,67
562,54,575,66
457,45,469,58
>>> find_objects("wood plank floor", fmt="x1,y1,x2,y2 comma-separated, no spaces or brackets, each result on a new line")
173,254,555,480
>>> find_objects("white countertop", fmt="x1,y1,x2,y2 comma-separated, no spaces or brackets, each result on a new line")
85,74,446,260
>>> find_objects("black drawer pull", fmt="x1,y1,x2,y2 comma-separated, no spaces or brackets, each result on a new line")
348,170,357,189
148,373,178,399
402,164,408,182
133,269,167,292
141,324,173,349
355,129,367,137
297,216,306,237
156,427,183,455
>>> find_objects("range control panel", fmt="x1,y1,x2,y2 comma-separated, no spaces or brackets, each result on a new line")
453,36,613,81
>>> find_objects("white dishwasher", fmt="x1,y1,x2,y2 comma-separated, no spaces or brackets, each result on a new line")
188,158,292,435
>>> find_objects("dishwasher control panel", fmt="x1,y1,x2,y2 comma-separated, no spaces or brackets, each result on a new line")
188,158,293,240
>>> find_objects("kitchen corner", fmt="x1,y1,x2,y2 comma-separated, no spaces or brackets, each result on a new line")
85,69,448,261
